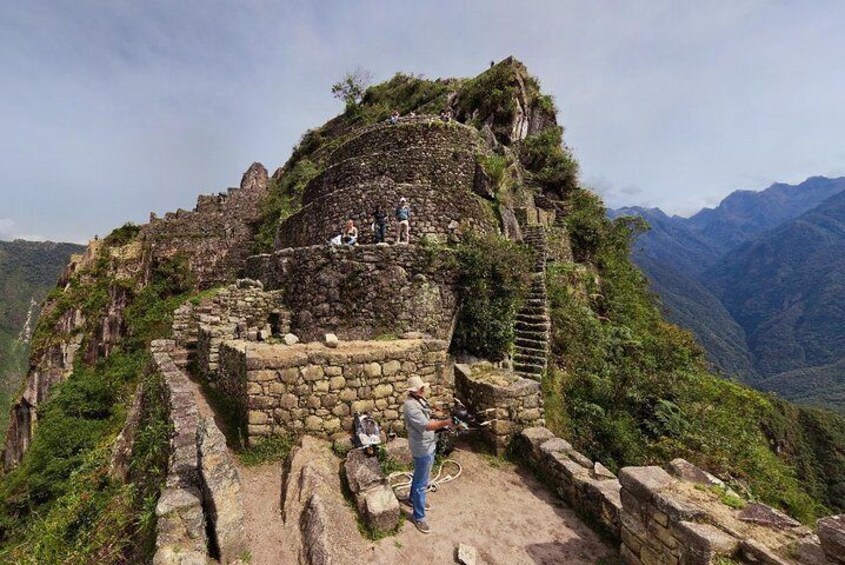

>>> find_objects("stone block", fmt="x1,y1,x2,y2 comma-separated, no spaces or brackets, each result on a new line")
674,521,739,562
305,415,324,431
382,360,401,376
249,369,277,383
364,362,382,377
324,333,339,348
818,514,845,563
302,365,325,381
248,411,269,425
739,539,792,565
283,333,300,345
345,449,383,494
314,380,330,393
619,466,674,504
738,503,802,530
373,384,394,399
384,438,413,466
339,388,358,402
280,367,300,384
358,483,400,532
352,399,375,413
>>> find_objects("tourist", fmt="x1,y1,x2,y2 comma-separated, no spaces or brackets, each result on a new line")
395,198,411,244
440,109,453,123
390,110,400,125
403,376,453,534
372,206,388,243
341,219,358,246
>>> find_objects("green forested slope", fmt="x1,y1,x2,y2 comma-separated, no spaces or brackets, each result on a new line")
0,240,83,436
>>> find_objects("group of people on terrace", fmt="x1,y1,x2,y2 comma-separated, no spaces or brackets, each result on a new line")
330,197,412,246
387,108,453,125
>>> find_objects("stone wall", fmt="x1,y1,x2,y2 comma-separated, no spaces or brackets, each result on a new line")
151,340,246,564
618,462,844,565
276,119,497,248
141,162,269,289
217,338,452,443
454,363,545,454
515,427,622,540
189,280,289,379
245,245,459,342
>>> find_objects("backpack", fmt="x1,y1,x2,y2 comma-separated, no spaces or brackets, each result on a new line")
353,412,381,449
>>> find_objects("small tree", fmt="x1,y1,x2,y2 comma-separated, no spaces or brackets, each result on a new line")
331,67,373,109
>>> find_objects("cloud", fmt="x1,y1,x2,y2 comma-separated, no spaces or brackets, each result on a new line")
0,219,15,239
2,1,845,238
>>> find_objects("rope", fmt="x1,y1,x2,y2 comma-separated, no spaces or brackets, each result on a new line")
387,459,462,500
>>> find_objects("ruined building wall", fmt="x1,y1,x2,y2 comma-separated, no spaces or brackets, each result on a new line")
245,245,459,342
275,119,497,248
141,162,270,289
217,338,451,443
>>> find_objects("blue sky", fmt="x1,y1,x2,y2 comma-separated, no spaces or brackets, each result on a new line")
2,0,844,242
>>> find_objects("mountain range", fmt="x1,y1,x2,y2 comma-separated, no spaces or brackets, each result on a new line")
615,176,845,412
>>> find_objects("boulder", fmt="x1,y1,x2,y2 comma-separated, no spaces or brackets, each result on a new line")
344,449,383,494
357,483,401,532
818,514,845,563
283,333,300,346
384,437,413,467
324,333,339,348
593,462,616,480
198,417,246,563
667,458,723,487
738,503,802,530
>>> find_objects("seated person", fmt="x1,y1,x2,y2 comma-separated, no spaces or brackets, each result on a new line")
341,219,358,245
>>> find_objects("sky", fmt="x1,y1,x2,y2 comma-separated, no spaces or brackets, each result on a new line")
2,0,844,242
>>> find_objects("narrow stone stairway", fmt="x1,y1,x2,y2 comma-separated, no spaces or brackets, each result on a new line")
513,226,550,381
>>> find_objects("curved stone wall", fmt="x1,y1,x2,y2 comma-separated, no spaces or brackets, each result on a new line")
245,244,458,342
276,119,497,248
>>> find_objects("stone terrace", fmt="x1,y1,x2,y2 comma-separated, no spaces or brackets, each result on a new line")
245,244,459,342
276,118,497,248
217,338,451,443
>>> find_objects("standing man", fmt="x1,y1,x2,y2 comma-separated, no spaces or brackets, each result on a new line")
395,197,411,244
403,376,453,534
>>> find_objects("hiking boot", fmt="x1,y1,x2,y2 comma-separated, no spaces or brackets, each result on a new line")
401,498,431,510
414,520,431,534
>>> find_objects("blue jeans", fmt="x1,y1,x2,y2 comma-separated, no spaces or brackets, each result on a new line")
411,453,434,522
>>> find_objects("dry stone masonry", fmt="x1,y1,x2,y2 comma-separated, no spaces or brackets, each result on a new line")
142,162,269,289
515,427,623,539
151,340,247,564
454,363,545,454
245,244,458,342
217,337,452,444
276,118,497,248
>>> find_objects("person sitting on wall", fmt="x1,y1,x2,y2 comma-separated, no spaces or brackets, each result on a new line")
372,206,388,243
395,198,411,244
389,110,400,125
403,376,454,534
341,218,358,246
439,108,453,123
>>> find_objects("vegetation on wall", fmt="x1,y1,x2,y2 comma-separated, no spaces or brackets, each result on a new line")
451,233,532,360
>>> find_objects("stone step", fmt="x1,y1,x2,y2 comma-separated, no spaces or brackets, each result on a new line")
518,307,547,317
514,363,545,376
515,337,547,350
514,330,548,342
515,320,550,332
514,349,546,361
515,312,549,322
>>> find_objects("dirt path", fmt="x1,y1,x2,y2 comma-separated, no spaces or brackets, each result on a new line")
368,447,615,565
183,374,293,565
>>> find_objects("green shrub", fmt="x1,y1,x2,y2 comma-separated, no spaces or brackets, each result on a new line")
103,223,141,247
517,126,579,196
452,233,531,360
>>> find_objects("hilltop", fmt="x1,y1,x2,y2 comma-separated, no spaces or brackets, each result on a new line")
0,59,843,564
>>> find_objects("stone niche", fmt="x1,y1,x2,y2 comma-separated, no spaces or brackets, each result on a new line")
453,363,545,454
275,119,497,248
217,338,452,444
245,244,459,342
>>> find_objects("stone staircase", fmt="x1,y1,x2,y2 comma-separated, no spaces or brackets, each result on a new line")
513,226,550,381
